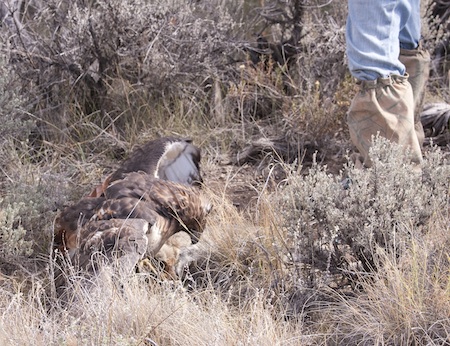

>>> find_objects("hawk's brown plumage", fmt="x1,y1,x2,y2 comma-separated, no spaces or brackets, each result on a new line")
71,218,149,272
55,173,210,263
55,138,211,281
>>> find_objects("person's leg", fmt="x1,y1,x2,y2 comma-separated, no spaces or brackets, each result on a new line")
399,47,430,146
346,0,422,167
398,0,420,50
398,0,430,146
347,76,422,167
346,0,405,80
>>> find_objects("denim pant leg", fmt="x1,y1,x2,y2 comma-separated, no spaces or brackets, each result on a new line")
346,0,420,81
398,0,421,49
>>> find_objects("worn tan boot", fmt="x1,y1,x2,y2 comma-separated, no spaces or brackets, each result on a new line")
347,74,422,167
399,46,430,146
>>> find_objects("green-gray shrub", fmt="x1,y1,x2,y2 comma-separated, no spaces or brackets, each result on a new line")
0,201,34,259
276,137,449,286
0,53,71,262
0,54,34,146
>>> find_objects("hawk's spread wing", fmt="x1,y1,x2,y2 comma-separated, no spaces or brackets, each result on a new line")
88,137,202,197
55,172,211,269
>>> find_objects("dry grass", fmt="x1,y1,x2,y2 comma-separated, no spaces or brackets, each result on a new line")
2,155,446,345
1,1,449,345
0,274,307,346
320,215,450,345
1,130,449,346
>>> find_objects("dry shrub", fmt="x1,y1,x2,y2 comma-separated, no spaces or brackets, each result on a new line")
321,215,450,345
2,0,241,143
272,137,449,307
0,55,33,147
217,2,351,170
2,0,352,150
0,54,103,268
226,63,286,124
424,0,450,86
0,202,34,260
0,52,40,266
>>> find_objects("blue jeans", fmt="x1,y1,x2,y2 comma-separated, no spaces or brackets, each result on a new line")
346,0,421,80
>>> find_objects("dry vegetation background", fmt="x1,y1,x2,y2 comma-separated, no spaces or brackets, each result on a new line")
0,0,449,345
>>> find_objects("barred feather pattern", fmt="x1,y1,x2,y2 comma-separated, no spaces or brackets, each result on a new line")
55,172,211,270
54,136,211,284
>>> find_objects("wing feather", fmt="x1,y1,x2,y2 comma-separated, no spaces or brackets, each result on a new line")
108,137,202,186
63,218,149,274
54,137,211,282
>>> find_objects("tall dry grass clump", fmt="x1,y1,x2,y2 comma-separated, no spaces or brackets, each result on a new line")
1,256,308,345
322,223,449,345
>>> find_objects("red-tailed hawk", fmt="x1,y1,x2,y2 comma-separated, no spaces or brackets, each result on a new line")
54,137,210,283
